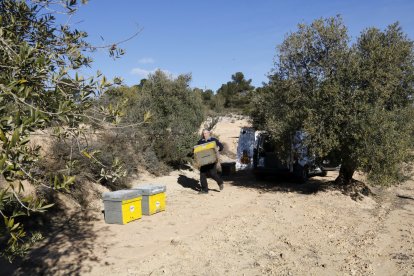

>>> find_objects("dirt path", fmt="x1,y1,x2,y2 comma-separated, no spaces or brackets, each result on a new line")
98,172,412,276
2,116,413,275
4,170,413,276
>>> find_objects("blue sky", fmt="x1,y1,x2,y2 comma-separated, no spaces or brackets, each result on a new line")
71,0,414,91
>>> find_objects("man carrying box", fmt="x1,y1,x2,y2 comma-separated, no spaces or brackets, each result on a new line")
195,129,224,194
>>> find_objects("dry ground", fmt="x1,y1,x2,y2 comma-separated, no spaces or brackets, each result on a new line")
2,116,414,276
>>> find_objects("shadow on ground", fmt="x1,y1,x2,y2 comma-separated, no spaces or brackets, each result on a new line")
227,170,376,201
177,174,201,191
227,170,332,195
1,209,108,276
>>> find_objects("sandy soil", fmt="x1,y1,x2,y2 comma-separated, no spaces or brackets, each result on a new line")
2,116,414,276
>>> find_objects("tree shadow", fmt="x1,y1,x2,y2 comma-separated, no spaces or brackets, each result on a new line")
1,208,108,276
170,163,194,171
177,174,201,191
227,170,331,195
228,170,377,201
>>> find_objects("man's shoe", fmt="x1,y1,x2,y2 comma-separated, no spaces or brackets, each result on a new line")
198,189,209,194
219,184,224,191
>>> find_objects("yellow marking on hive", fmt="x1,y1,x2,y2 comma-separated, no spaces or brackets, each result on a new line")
147,192,166,215
193,141,217,153
121,196,142,224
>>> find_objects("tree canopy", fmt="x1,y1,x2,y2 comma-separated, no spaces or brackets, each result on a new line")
253,16,414,185
136,70,205,166
0,0,128,261
216,72,254,109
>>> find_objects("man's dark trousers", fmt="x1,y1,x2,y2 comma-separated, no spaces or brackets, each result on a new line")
200,165,223,191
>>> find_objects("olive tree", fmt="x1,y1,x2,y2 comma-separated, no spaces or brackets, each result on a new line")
0,0,136,261
253,16,414,186
137,70,204,166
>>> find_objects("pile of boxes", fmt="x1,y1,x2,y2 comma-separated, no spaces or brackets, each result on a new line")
103,184,166,225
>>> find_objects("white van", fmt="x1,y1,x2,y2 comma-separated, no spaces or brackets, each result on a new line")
237,128,338,182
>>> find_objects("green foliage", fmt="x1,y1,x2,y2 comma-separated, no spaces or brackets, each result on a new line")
195,88,215,111
253,16,414,185
201,89,214,103
137,71,205,166
98,70,205,170
216,72,254,110
0,0,129,261
203,116,220,131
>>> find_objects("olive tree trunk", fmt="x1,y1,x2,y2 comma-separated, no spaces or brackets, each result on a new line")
335,158,356,185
